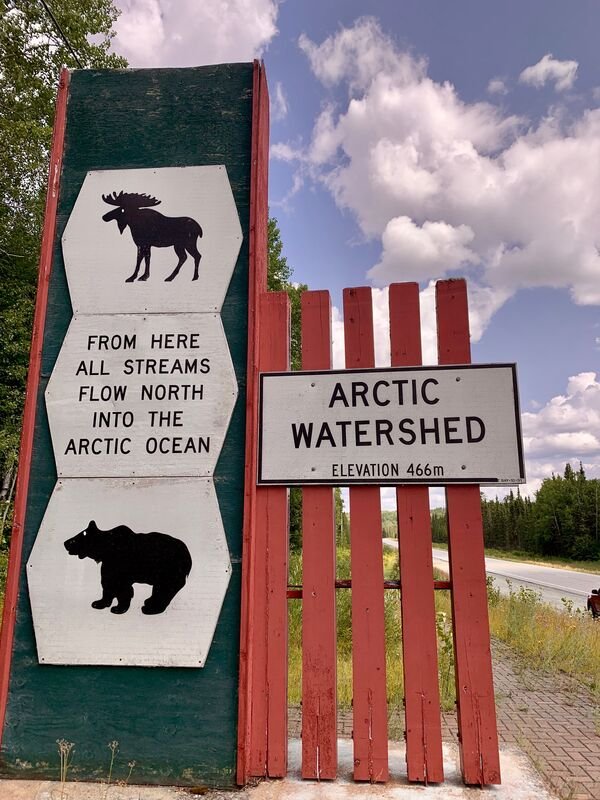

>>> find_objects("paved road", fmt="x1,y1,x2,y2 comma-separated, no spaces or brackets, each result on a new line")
383,539,599,610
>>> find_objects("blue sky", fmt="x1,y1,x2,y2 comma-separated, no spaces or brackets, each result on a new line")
113,1,600,501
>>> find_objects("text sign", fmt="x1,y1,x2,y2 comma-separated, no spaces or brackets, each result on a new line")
46,313,237,477
259,364,525,486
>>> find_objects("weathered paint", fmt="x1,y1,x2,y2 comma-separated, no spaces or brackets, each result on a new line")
1,63,256,786
343,288,389,783
0,67,70,742
436,279,501,786
389,283,444,783
300,291,337,780
62,165,242,314
258,364,523,485
237,59,269,787
45,313,238,477
246,293,290,778
27,478,231,667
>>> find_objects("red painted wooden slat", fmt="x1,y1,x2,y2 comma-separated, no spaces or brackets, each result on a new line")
301,291,337,780
435,279,501,786
389,283,444,783
265,293,291,778
343,287,389,783
0,69,70,744
238,60,270,785
248,292,290,778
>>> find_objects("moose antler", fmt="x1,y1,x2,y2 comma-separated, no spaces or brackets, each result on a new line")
102,191,161,208
102,191,125,205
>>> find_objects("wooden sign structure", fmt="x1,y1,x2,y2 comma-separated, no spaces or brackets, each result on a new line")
241,280,506,788
0,62,268,786
2,58,509,792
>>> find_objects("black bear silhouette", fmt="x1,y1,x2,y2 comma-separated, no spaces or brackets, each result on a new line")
101,191,203,283
64,520,192,615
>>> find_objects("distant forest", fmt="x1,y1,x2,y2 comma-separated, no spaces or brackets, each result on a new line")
428,463,599,561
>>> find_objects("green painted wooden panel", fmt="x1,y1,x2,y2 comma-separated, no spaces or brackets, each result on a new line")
1,64,254,787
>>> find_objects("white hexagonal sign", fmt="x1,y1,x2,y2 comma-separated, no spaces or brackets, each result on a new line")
62,166,242,314
46,313,237,477
27,478,231,667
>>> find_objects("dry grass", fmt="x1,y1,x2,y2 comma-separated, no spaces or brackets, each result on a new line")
289,547,600,714
288,548,456,711
485,579,600,700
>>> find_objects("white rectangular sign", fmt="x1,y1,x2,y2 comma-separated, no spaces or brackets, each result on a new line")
259,364,525,486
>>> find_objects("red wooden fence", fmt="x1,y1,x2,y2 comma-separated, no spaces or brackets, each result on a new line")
301,291,338,780
389,283,444,783
344,288,389,783
240,278,501,787
436,280,501,786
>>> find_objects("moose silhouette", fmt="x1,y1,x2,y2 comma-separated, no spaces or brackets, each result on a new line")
102,191,203,283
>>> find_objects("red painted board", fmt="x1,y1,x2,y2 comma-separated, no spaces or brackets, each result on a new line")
435,279,501,786
389,283,443,783
301,291,337,780
0,68,70,745
238,60,270,785
343,287,389,783
248,292,290,778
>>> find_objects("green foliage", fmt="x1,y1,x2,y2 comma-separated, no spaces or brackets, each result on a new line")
381,509,397,538
289,547,457,711
427,464,600,561
486,577,600,700
335,487,350,547
267,216,307,371
267,216,308,549
0,0,126,490
480,463,600,561
430,506,448,543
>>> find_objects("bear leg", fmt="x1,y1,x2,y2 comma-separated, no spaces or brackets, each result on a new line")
91,594,114,610
111,584,134,615
92,581,116,609
142,576,186,615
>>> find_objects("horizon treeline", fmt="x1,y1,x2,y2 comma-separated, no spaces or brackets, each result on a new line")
429,462,599,561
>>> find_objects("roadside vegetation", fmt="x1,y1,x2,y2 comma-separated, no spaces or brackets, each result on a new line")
428,464,600,564
485,579,600,701
288,548,457,712
288,544,600,716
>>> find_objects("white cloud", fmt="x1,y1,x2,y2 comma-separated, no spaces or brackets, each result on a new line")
113,0,279,67
519,54,578,92
272,19,600,339
299,17,424,92
368,217,476,282
517,371,600,494
272,81,288,121
487,77,508,96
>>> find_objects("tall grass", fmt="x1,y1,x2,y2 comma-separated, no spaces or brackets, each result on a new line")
288,548,457,712
289,547,600,717
485,579,600,700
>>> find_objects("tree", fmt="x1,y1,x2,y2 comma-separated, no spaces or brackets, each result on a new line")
0,1,126,501
267,216,308,549
267,217,307,371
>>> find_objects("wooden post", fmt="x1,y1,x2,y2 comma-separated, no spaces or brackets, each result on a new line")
301,291,337,780
389,283,444,783
435,279,501,786
343,287,389,783
248,292,290,778
0,69,70,742
238,60,272,784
